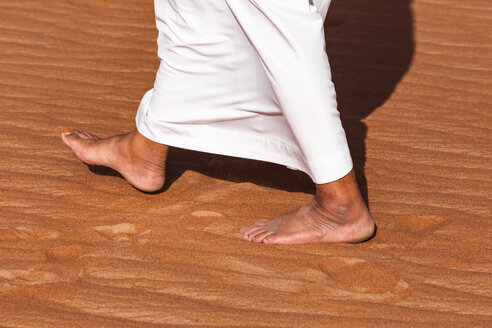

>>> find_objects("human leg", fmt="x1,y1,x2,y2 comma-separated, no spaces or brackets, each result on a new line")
224,0,374,243
225,0,353,183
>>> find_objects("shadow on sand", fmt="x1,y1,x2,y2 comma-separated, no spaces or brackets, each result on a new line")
92,0,415,207
325,0,414,206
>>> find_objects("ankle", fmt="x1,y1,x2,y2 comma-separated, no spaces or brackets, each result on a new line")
313,171,373,226
316,170,360,201
129,130,168,161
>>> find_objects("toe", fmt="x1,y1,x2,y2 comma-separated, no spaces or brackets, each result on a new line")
246,228,268,242
262,234,279,244
240,222,264,234
252,231,275,243
81,130,100,140
61,132,100,165
61,132,79,147
241,227,263,241
60,132,70,144
72,130,92,140
63,133,85,148
239,226,250,234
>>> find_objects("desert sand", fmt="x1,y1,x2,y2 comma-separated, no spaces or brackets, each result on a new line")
0,0,491,327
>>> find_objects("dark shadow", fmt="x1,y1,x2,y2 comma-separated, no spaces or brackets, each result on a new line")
88,164,122,178
94,0,414,205
162,148,317,194
325,0,414,206
86,149,316,194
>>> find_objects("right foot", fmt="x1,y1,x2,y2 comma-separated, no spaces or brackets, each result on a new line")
61,129,169,192
240,169,375,245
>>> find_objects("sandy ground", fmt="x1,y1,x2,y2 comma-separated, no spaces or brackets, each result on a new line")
0,0,491,327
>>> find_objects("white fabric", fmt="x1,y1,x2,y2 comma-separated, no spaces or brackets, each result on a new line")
136,0,353,184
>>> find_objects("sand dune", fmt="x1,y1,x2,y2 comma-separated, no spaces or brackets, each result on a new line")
0,0,491,326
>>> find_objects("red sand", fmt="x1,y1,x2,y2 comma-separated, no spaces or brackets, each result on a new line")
0,0,491,326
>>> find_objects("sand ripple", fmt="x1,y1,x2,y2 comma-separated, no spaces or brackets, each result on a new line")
0,0,491,326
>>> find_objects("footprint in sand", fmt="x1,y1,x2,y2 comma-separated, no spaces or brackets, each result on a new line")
397,215,446,233
320,257,409,301
93,223,151,245
375,215,447,247
0,268,61,292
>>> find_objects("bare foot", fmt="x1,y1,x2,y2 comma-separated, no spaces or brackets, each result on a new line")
240,170,375,244
61,129,169,192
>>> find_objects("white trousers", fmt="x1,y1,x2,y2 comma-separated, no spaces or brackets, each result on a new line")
135,0,353,184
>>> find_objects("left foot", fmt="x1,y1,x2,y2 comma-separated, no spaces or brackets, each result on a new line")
240,169,375,245
61,129,169,192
